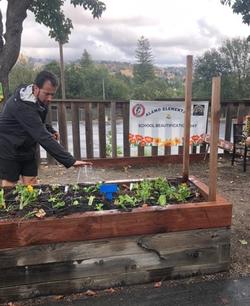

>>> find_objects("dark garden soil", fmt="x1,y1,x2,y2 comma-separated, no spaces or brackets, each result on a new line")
0,178,203,220
2,156,249,306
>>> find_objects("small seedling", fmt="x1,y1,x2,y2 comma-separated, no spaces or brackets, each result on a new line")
0,189,6,209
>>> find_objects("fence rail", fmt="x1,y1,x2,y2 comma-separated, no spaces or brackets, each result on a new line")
40,99,250,164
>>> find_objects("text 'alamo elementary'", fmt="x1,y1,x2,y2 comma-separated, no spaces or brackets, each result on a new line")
146,107,184,117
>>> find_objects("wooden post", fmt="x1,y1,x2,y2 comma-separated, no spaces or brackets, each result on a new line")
111,101,117,158
71,102,81,160
57,101,68,151
208,77,221,201
85,103,94,158
182,55,193,181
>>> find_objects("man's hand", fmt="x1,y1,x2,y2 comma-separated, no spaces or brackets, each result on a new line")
73,160,93,167
52,132,60,141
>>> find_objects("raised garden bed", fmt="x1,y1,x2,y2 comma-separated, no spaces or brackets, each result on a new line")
0,176,232,302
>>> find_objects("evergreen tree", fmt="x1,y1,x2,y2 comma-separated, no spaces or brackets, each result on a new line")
133,36,155,84
80,49,94,69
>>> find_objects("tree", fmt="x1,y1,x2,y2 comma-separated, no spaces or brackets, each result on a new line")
221,1,250,28
220,38,250,96
193,38,250,99
193,49,231,98
44,60,62,98
0,0,106,102
133,36,155,84
9,54,38,94
80,49,93,69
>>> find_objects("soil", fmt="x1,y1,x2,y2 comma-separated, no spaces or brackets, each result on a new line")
0,178,202,220
4,156,249,305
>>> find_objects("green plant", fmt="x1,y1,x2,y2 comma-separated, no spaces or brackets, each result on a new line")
95,203,104,211
135,180,153,203
51,184,61,191
0,189,6,209
83,183,99,194
175,183,191,202
52,200,66,209
157,194,168,206
14,184,39,210
106,131,122,157
48,193,65,209
72,184,80,191
72,199,80,206
153,177,176,201
115,194,137,209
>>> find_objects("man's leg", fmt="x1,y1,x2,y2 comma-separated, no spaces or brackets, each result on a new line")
1,179,18,187
21,159,38,185
22,176,38,185
0,159,20,186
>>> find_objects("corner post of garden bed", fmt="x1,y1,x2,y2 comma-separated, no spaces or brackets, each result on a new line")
182,55,193,182
208,76,221,201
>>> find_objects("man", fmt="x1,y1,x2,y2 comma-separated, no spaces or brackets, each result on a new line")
0,70,91,187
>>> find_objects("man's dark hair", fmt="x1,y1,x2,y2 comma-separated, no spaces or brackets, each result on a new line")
34,71,59,88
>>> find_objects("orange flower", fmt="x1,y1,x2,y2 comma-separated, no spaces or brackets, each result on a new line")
130,138,136,145
153,137,161,144
173,137,181,145
191,135,200,143
164,139,172,147
135,134,143,141
129,133,134,141
144,136,154,143
139,140,146,147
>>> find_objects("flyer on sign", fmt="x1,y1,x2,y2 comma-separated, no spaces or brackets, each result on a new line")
129,100,208,147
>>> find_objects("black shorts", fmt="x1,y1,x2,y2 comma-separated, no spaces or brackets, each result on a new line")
0,158,38,182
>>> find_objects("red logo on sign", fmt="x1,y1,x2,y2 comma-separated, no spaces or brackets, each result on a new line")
132,104,145,117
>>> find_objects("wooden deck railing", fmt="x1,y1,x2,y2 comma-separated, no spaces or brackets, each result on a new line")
39,99,250,163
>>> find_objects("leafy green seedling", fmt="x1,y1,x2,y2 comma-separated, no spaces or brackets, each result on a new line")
157,194,168,206
95,203,104,211
0,189,6,209
14,184,39,210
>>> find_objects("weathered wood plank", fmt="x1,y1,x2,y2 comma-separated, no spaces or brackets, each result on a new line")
0,199,232,249
57,101,68,150
0,228,230,302
209,77,221,201
164,146,171,155
183,55,193,181
84,103,94,158
123,102,130,157
0,228,230,268
138,146,145,156
151,146,158,156
225,103,235,141
0,262,230,302
111,101,117,158
46,104,56,164
98,102,106,158
0,246,227,287
71,102,81,159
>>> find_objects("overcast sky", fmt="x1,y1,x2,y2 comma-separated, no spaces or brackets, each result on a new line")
1,0,250,66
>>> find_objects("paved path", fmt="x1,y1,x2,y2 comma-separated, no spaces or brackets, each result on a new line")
28,277,250,306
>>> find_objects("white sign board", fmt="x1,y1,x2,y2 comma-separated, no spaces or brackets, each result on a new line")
129,100,208,147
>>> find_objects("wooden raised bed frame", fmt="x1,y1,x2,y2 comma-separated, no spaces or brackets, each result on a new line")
0,176,232,302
